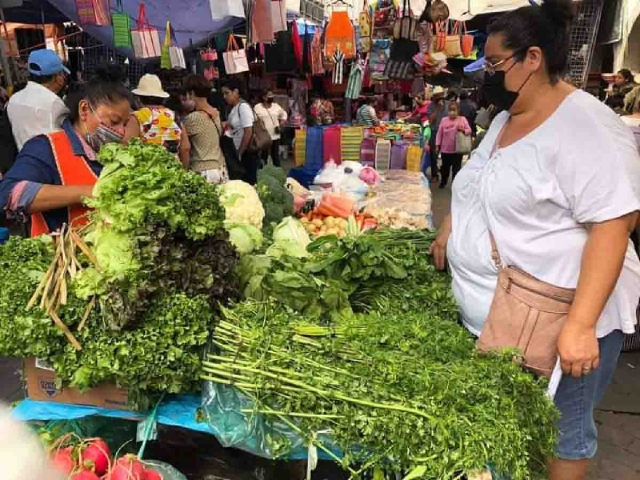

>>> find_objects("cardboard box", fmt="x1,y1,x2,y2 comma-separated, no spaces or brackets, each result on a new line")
24,358,130,410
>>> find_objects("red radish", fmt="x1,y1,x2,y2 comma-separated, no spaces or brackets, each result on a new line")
71,471,100,480
82,438,111,475
108,455,145,480
143,469,163,480
51,446,75,476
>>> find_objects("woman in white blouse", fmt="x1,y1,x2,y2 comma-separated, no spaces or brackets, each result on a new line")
430,2,640,480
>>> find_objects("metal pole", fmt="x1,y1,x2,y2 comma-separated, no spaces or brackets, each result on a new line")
0,9,13,89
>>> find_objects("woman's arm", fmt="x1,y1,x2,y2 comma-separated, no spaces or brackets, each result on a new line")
460,117,472,135
29,185,94,213
178,125,191,170
435,121,445,150
557,212,639,377
429,213,452,271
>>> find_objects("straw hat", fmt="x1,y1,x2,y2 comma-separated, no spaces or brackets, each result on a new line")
132,74,170,98
431,86,445,98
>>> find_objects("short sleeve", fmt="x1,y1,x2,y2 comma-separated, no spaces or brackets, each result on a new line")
182,112,205,136
556,113,640,224
238,103,255,129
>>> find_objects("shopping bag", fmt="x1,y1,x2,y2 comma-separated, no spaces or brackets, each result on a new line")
325,10,356,60
455,130,472,155
375,138,391,172
445,21,462,58
358,6,371,38
393,0,418,41
406,144,422,172
210,0,246,20
323,126,342,165
111,0,132,48
223,36,249,75
390,141,408,169
419,0,449,23
170,46,186,69
460,21,474,58
131,3,161,59
161,21,171,69
433,21,446,52
294,129,307,167
75,0,110,26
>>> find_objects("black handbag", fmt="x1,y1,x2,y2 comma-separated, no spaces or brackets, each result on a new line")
210,114,245,180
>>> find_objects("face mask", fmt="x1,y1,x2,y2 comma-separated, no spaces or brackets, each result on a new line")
481,58,534,112
85,107,124,152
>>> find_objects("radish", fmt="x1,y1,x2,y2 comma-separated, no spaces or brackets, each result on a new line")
71,471,100,480
51,446,75,476
143,469,163,480
108,455,145,480
82,438,111,475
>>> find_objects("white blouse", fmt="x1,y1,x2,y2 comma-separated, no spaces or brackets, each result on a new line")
448,90,640,338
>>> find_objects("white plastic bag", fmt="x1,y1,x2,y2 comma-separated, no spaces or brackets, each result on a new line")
209,0,245,19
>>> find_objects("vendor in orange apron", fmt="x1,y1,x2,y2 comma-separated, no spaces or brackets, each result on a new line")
0,79,131,236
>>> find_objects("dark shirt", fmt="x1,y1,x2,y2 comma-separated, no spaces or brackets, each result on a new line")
459,99,478,136
0,119,102,233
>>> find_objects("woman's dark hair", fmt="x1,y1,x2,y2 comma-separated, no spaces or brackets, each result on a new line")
221,77,245,97
184,75,212,98
487,0,574,83
138,95,167,106
618,69,634,84
459,90,469,100
66,79,131,123
448,102,459,112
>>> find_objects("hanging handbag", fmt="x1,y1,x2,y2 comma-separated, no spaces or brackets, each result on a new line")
433,21,447,52
460,21,475,58
393,0,418,41
210,0,246,20
223,35,250,75
131,2,161,59
75,0,110,26
476,130,576,378
169,29,187,69
445,21,463,58
419,0,449,23
358,2,372,37
111,0,133,48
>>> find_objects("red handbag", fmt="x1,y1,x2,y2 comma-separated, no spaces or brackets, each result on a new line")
460,22,474,58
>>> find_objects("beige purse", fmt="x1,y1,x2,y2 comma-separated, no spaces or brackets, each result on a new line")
476,126,576,378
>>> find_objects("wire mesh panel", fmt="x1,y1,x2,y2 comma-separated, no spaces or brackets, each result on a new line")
567,0,604,88
82,34,147,87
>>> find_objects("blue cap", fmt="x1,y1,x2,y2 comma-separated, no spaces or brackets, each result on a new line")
28,49,70,76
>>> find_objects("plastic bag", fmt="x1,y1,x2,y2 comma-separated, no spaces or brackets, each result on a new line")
144,460,188,480
334,175,369,202
313,161,343,185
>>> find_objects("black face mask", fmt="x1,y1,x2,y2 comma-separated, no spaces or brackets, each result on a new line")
481,63,532,113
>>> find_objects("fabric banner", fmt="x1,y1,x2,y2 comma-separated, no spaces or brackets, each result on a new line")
323,126,342,165
340,127,364,163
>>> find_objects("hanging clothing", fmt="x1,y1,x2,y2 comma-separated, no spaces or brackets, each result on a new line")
325,10,356,60
345,59,365,99
271,0,287,33
310,27,325,76
332,48,346,85
251,0,274,44
291,21,303,69
265,27,297,73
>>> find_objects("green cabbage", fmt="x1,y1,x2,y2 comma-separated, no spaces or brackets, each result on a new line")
266,217,311,258
226,223,264,254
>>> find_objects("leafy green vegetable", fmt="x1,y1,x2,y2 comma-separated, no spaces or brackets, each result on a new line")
227,223,264,254
266,217,311,258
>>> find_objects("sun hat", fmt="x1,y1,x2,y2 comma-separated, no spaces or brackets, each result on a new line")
28,49,70,76
431,86,446,98
132,74,170,98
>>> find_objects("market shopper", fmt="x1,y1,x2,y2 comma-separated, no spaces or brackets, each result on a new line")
430,2,640,480
0,79,131,236
355,96,380,126
7,49,70,150
222,78,259,185
127,74,190,169
309,94,335,126
435,102,471,189
182,75,227,184
606,68,636,113
426,87,448,183
254,89,288,167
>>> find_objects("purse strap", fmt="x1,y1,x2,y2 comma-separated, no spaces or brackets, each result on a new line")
137,2,149,29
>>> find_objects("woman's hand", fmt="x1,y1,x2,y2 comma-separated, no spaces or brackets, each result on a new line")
557,322,600,378
429,214,452,271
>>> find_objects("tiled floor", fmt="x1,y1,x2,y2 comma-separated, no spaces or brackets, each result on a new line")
430,184,640,480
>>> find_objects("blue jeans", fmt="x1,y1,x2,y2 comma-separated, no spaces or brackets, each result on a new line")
554,330,624,460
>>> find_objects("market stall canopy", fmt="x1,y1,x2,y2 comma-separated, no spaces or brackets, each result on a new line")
0,0,68,24
38,0,244,50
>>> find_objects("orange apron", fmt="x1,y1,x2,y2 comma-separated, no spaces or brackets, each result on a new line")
31,131,98,237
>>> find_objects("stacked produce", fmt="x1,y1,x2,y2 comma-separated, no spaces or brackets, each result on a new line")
203,228,559,480
0,141,239,407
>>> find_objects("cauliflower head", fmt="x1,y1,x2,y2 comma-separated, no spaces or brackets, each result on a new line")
220,180,265,230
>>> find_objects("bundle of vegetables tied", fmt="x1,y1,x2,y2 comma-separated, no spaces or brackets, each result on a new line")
0,141,240,408
202,227,560,480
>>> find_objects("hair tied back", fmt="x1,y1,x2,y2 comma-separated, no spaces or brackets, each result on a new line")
540,0,574,28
